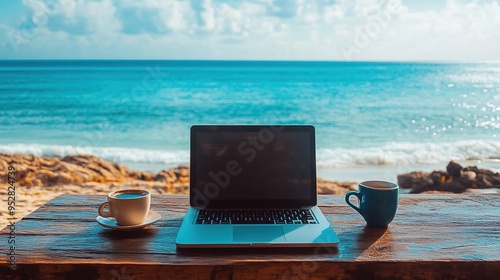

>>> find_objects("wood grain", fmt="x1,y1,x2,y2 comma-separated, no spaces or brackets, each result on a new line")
1,194,499,279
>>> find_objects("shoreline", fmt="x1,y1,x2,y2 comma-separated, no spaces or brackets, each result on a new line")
124,159,500,185
2,139,500,180
1,153,499,230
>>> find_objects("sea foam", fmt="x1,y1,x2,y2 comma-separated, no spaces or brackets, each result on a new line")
0,144,189,166
1,140,499,169
316,140,500,168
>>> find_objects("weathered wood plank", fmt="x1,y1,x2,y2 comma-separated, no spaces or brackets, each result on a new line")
1,194,499,279
3,261,500,280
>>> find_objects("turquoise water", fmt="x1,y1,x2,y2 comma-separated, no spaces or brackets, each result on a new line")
0,60,499,170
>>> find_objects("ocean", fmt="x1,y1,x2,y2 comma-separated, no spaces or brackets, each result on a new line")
1,60,499,181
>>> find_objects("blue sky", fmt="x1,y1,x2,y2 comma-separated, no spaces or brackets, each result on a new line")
0,0,499,61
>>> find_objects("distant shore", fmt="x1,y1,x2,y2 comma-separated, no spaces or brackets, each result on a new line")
1,153,499,230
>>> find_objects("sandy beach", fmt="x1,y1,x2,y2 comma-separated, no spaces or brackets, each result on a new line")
2,153,499,230
0,153,360,230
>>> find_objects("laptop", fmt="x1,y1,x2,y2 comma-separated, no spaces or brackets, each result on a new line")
175,125,340,248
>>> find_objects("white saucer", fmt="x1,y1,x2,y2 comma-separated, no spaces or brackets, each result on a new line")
96,211,161,231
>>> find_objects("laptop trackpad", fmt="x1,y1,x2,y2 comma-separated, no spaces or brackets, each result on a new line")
233,226,286,243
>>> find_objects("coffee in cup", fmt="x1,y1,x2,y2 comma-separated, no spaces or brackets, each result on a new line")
345,181,398,228
98,189,151,226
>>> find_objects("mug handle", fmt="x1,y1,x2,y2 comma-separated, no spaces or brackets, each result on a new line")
345,191,362,214
98,201,113,217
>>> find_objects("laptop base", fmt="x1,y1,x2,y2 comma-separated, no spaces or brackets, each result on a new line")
176,206,340,248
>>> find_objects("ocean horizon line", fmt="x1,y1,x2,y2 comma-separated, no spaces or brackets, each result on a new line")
1,59,499,64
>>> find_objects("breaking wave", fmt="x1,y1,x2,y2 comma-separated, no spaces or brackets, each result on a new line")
1,139,499,169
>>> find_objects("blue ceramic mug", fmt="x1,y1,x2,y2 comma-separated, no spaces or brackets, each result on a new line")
345,181,398,228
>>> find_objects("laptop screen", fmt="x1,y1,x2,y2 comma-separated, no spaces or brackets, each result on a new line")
190,125,317,209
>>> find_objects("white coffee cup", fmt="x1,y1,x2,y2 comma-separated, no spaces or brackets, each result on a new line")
98,189,151,226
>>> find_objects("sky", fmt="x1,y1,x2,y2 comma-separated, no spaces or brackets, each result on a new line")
0,0,499,61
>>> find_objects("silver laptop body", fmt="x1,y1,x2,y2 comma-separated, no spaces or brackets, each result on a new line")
176,125,340,248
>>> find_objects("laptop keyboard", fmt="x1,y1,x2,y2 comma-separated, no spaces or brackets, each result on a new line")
195,209,317,225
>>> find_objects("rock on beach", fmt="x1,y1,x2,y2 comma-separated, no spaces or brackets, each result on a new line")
397,161,500,194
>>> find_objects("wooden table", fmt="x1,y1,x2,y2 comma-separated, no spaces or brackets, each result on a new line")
1,194,499,279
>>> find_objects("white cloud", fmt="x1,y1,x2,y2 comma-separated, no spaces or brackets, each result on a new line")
0,0,499,61
323,3,345,22
21,0,122,34
364,0,500,61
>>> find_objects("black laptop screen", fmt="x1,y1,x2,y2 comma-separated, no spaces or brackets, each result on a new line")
190,125,316,209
